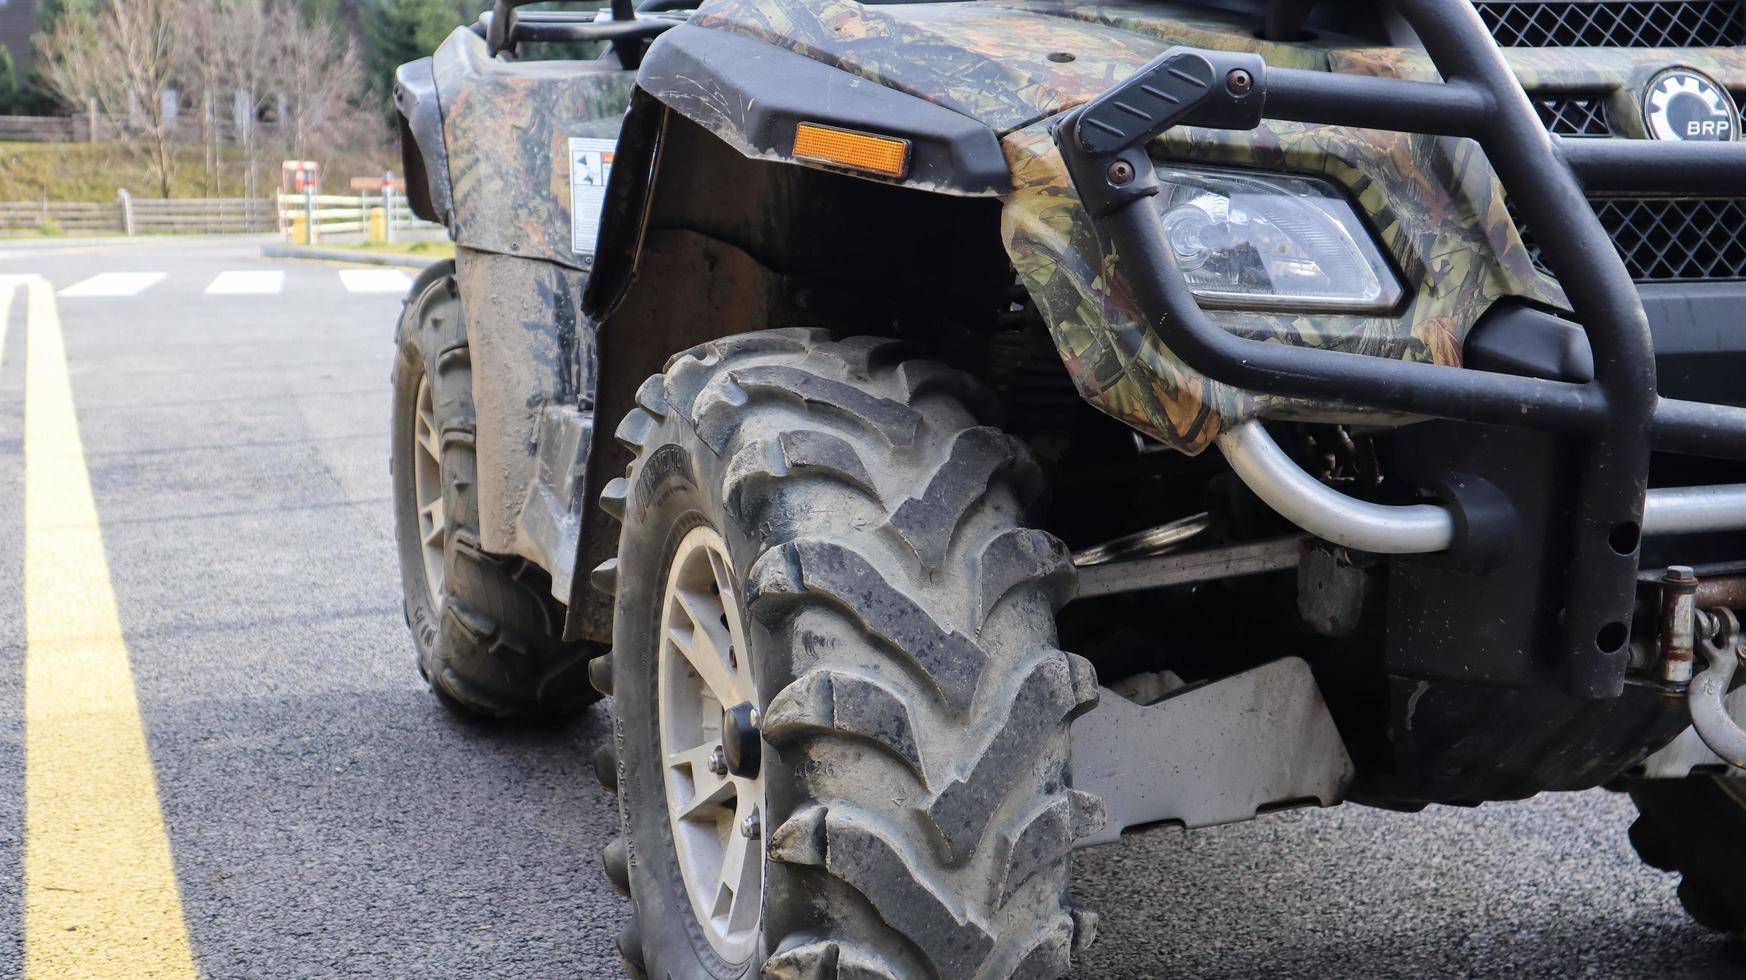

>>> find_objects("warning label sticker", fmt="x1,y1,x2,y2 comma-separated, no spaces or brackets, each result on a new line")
569,137,616,256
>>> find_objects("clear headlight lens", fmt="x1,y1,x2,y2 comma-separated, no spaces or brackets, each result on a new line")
1154,166,1403,313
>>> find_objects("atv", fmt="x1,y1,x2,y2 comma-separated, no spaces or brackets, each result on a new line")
388,0,1746,975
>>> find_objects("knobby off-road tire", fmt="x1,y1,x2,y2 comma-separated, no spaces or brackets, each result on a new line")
391,262,599,719
593,329,1104,979
1628,776,1746,932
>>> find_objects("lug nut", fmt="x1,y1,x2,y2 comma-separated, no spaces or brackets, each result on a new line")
1107,160,1135,185
707,746,729,776
1227,68,1253,95
740,812,762,839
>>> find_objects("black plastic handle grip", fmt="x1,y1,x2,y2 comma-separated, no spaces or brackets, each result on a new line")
1070,48,1267,157
1058,48,1266,217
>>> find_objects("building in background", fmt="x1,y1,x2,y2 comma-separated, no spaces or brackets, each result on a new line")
0,0,36,87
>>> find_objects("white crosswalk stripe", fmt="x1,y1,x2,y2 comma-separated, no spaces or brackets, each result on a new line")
205,271,286,295
338,269,413,294
58,272,167,298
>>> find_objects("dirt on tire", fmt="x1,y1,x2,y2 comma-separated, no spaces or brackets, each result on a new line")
1628,775,1746,933
595,328,1103,979
391,262,601,719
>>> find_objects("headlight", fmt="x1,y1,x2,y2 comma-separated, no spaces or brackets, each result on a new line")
1154,166,1403,313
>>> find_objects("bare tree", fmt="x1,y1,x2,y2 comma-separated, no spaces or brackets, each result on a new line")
37,0,191,198
213,1,281,201
183,0,225,197
268,4,376,174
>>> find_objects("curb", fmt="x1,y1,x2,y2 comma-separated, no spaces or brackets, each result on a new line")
261,243,439,269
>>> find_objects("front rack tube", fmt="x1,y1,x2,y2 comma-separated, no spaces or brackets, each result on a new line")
1218,421,1746,553
1053,0,1746,699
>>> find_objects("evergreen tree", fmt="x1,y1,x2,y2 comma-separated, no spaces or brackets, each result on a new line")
301,0,348,29
0,48,17,115
363,0,464,93
21,0,102,115
36,0,101,31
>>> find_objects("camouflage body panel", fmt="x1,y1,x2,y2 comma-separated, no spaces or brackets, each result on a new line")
690,0,1333,131
438,29,635,269
1002,121,1563,450
674,0,1738,451
691,0,1746,133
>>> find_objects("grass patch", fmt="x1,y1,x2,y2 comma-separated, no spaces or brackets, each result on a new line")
332,240,456,259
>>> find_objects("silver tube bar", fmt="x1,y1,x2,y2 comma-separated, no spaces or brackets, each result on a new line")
1217,421,1746,554
1642,486,1746,536
1216,422,1456,553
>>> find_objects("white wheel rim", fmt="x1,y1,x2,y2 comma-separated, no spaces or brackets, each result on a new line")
658,525,764,963
412,374,446,607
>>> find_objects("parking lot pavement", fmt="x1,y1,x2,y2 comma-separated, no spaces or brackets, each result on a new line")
0,238,1742,978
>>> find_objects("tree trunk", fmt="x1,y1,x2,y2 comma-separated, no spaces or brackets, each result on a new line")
156,133,173,199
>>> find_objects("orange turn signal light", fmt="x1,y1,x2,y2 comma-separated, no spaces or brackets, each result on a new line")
792,123,911,179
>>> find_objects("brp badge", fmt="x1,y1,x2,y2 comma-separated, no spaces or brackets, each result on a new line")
1642,68,1739,142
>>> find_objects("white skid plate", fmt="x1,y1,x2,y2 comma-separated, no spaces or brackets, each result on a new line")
1071,657,1355,847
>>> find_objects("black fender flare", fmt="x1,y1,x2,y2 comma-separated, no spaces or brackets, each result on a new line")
393,57,455,227
639,24,1010,195
581,23,1011,320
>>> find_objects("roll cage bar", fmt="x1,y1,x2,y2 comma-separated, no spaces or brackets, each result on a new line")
478,0,681,63
1054,0,1746,701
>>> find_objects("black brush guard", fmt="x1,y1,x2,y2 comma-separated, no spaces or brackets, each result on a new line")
1053,0,1746,701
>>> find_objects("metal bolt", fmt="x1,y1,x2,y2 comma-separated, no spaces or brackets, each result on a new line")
740,812,762,839
1106,160,1135,185
1227,68,1253,95
707,747,729,776
1661,564,1700,686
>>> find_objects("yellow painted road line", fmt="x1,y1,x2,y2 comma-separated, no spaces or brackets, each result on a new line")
22,277,199,978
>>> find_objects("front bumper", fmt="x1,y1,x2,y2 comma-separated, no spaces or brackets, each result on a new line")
1052,0,1746,702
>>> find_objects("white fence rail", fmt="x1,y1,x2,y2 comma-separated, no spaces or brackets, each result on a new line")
276,191,442,243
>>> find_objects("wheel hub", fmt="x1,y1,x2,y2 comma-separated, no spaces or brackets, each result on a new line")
721,702,761,779
657,525,764,964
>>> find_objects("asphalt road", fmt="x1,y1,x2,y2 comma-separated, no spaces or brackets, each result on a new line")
0,237,1741,979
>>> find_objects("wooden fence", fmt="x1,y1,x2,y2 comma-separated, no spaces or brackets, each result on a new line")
0,200,121,235
0,194,277,235
0,190,442,238
0,113,282,145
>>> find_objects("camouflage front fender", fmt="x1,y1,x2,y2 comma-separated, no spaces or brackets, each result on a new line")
669,0,1584,452
667,0,1746,452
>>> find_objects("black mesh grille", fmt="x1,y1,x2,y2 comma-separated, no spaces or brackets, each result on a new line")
1533,96,1613,135
1476,0,1746,46
1514,198,1746,281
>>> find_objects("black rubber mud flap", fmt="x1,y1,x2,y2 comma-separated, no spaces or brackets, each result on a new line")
391,262,603,719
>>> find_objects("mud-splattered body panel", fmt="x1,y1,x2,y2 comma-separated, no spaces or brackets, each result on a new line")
437,29,636,270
